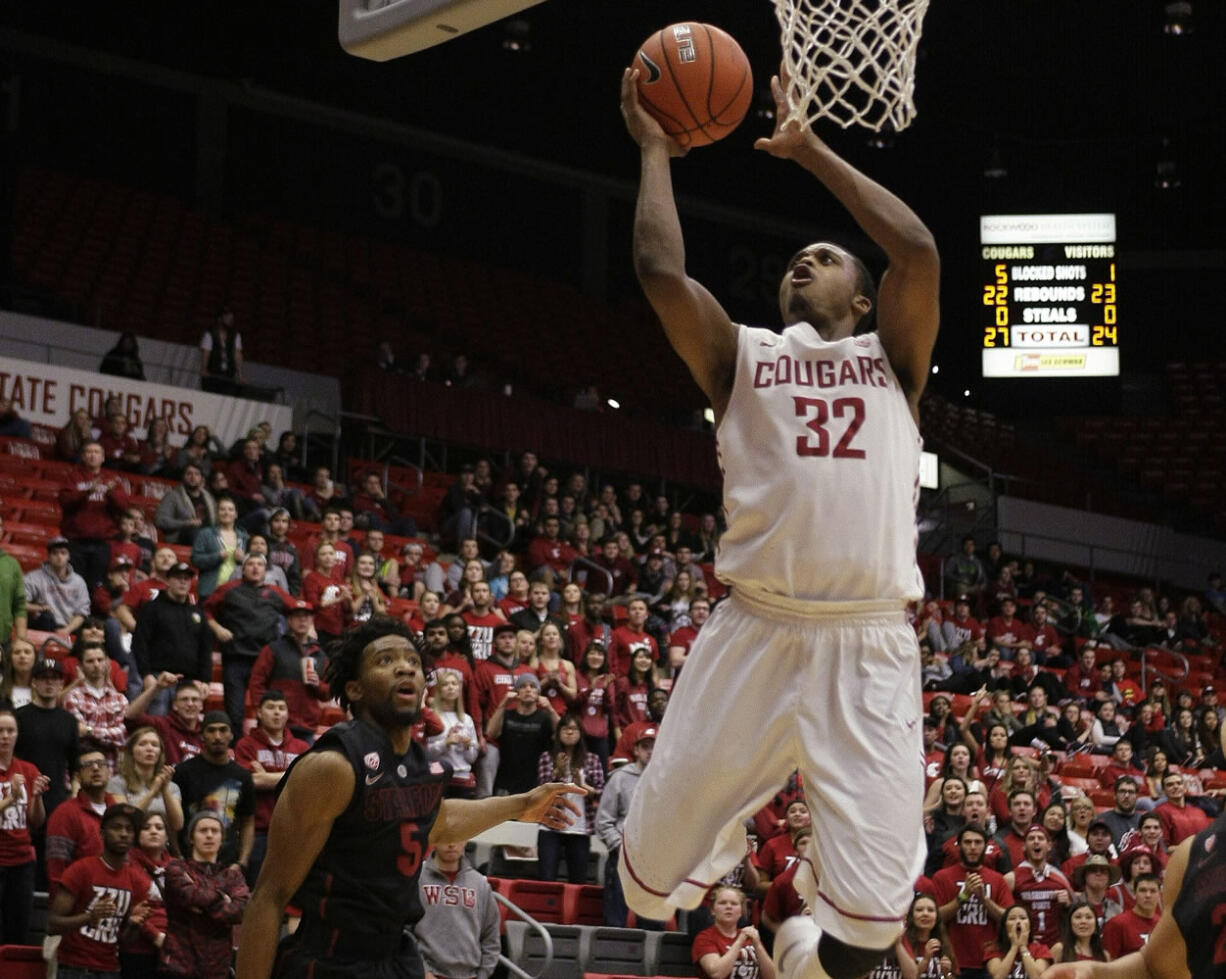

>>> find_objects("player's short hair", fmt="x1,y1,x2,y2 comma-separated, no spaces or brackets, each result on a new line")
325,616,424,713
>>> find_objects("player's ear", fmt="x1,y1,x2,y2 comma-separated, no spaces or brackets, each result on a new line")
853,293,873,317
345,679,364,707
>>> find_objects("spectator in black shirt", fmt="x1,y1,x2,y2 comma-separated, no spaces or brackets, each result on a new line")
15,659,79,819
131,563,213,715
485,674,558,796
172,711,255,875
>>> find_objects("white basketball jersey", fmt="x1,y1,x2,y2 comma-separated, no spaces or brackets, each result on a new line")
714,323,924,603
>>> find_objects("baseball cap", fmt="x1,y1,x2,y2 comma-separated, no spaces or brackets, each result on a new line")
288,600,314,614
46,536,69,551
1204,684,1216,694
637,726,658,743
32,658,64,677
100,803,144,831
166,561,195,578
493,622,517,637
1087,818,1113,835
110,556,133,572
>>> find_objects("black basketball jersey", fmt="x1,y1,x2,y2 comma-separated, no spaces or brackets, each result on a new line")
286,717,451,940
1172,810,1226,979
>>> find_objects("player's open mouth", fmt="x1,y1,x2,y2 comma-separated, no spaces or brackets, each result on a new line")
790,267,813,285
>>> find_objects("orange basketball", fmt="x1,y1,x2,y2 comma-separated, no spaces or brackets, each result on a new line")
633,23,754,149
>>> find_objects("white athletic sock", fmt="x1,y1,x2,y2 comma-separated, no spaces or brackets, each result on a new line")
775,915,831,979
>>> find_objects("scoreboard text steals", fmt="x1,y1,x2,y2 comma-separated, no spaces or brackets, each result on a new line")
980,213,1119,378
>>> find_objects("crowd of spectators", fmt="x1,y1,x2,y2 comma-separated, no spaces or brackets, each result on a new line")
2,394,1225,976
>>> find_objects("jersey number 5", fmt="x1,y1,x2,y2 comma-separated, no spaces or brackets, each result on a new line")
793,397,866,459
398,822,423,877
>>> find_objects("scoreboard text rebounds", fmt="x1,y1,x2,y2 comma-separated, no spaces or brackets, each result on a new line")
980,213,1119,379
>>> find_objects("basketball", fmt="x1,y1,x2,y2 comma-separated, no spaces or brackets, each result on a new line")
632,23,754,149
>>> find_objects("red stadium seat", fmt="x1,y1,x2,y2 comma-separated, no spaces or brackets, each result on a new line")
503,880,566,924
563,883,604,926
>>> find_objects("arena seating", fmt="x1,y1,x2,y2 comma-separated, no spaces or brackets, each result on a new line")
11,166,699,421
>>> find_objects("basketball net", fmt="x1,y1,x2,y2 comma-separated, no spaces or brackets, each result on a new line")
772,0,930,132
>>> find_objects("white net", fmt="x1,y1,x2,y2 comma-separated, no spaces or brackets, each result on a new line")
772,0,931,132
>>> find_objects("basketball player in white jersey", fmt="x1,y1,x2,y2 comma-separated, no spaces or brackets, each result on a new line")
618,66,940,979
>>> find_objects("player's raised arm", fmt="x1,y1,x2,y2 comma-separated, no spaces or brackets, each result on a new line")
621,68,738,418
234,751,354,979
755,70,939,410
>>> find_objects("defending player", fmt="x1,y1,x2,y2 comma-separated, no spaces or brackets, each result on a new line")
235,616,584,979
618,63,939,979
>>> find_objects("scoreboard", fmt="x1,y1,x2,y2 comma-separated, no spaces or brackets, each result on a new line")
980,213,1119,378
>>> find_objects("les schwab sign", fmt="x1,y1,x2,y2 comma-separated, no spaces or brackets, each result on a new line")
0,356,292,447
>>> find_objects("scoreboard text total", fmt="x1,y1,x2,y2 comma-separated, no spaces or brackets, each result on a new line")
980,213,1119,378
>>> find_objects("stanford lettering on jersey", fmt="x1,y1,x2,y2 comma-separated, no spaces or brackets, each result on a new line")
421,882,478,908
752,354,891,390
363,782,444,822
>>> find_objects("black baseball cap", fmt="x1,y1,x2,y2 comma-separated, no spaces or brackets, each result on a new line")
32,658,64,677
101,803,144,831
46,536,69,551
166,562,195,578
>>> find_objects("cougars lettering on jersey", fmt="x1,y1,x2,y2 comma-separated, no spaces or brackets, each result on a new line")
421,882,478,908
717,328,923,603
463,611,504,661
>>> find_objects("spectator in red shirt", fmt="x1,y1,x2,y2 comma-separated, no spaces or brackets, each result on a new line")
613,647,658,735
1003,825,1073,947
608,598,658,676
47,803,152,977
45,749,119,894
595,537,637,601
247,602,328,740
1107,659,1144,710
942,595,984,651
59,440,132,591
1028,604,1065,667
1101,873,1161,959
1063,644,1106,706
1154,772,1211,845
98,412,143,472
227,437,266,518
692,886,774,979
0,708,50,944
987,598,1033,661
303,542,351,644
753,798,810,897
497,569,531,620
575,640,617,771
91,555,133,620
527,516,577,587
667,595,709,674
234,690,309,886
994,788,1039,871
983,903,1052,979
761,825,814,934
352,471,418,538
304,509,354,580
125,677,206,766
567,591,612,663
933,824,1015,974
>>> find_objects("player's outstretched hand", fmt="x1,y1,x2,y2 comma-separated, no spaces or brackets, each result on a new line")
754,65,817,160
620,68,687,157
521,781,588,831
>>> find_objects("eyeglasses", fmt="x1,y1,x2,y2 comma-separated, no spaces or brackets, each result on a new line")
79,759,108,770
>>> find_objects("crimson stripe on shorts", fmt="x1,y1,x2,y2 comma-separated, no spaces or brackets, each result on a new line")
622,839,718,896
796,856,905,924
